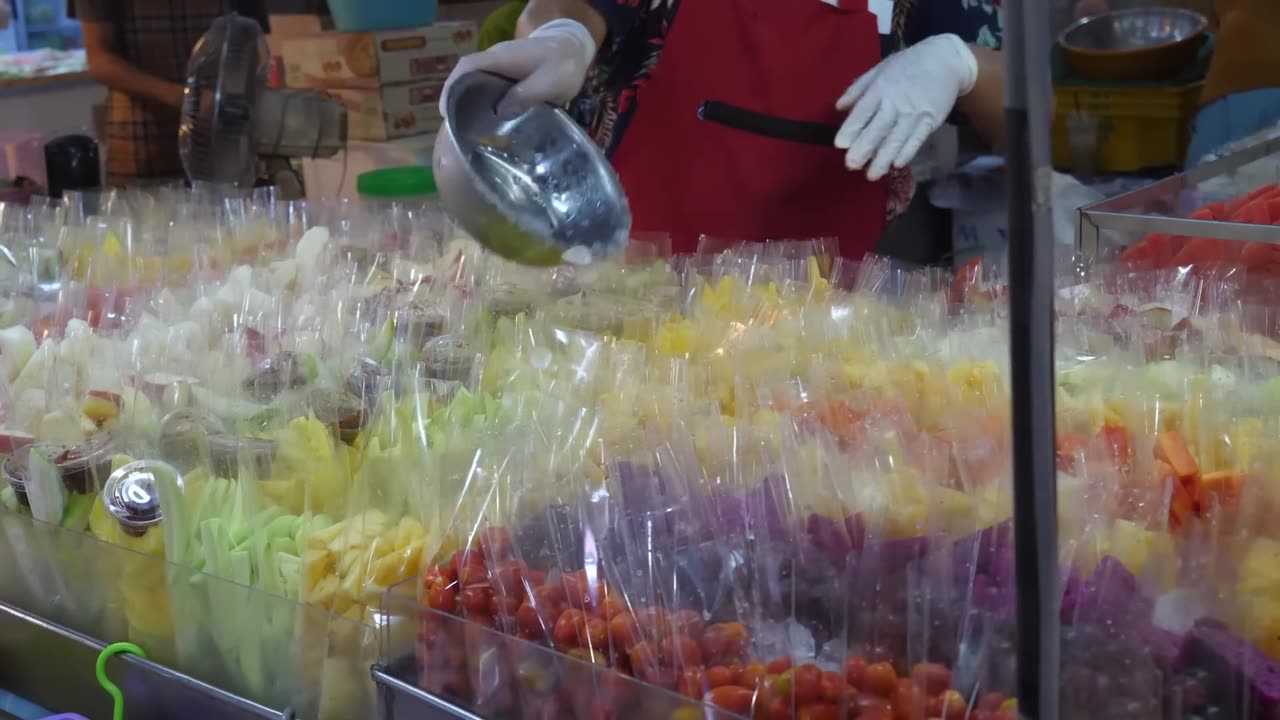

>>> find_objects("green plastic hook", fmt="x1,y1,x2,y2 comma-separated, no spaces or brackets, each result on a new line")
95,642,146,720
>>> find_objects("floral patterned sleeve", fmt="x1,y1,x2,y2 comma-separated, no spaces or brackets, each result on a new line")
895,0,1004,50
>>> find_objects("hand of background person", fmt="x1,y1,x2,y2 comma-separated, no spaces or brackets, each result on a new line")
440,18,596,119
1075,0,1109,18
0,0,11,30
835,33,979,181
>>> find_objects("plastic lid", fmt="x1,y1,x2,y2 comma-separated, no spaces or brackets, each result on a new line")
357,166,437,198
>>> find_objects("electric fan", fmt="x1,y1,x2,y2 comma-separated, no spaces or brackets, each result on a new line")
179,14,348,188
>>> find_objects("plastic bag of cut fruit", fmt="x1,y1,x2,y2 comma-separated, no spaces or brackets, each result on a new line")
135,312,340,703
413,421,594,718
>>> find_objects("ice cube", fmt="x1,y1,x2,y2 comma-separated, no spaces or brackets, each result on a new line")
815,638,848,672
562,246,593,266
750,618,817,664
1152,589,1207,635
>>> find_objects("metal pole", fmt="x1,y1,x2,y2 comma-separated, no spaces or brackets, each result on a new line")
1001,0,1060,718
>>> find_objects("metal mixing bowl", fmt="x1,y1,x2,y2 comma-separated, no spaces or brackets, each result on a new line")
433,71,632,267
1058,8,1208,83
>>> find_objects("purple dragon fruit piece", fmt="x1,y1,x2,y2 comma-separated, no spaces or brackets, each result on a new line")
849,536,931,578
1183,618,1280,720
806,513,853,561
1140,623,1186,669
744,474,791,540
1058,569,1085,623
845,513,868,551
1070,556,1154,627
704,491,748,533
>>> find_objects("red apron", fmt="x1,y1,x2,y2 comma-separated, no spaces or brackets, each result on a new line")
607,0,889,257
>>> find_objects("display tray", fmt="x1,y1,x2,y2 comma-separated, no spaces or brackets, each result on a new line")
1078,135,1280,259
0,600,289,720
372,656,485,720
0,507,380,720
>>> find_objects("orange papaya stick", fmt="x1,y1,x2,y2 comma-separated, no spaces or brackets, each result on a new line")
1198,471,1245,507
1154,431,1199,479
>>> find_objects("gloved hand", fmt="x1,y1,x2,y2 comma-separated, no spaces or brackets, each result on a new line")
834,33,979,181
441,18,597,119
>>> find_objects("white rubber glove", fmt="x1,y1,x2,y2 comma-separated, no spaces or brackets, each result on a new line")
441,19,597,119
834,34,979,182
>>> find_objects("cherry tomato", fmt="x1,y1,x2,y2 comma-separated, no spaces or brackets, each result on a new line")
818,670,843,703
772,669,794,700
892,678,927,720
791,664,822,705
478,527,513,561
457,563,490,588
663,634,704,668
553,608,588,648
845,657,868,689
595,594,629,621
628,640,662,677
669,609,705,638
584,617,609,649
449,549,483,578
766,657,793,674
425,583,457,613
460,586,491,615
488,593,521,618
863,662,898,698
796,703,840,720
765,698,791,720
491,559,527,596
855,695,895,715
739,662,767,690
422,565,447,587
676,668,705,699
706,665,735,688
977,693,1006,712
530,583,566,608
910,663,953,695
700,622,749,664
705,686,755,715
937,690,968,720
635,607,673,641
609,612,643,651
859,707,893,720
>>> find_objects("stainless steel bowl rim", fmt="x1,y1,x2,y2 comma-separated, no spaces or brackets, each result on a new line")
1057,7,1208,53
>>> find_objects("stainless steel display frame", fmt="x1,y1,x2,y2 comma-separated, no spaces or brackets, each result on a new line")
1078,135,1280,258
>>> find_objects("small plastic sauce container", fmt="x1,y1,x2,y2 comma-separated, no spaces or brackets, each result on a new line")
357,166,445,254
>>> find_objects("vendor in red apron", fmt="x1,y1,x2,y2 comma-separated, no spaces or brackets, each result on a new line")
443,0,1004,258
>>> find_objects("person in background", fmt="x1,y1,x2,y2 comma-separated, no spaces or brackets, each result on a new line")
0,0,10,30
73,0,267,186
442,0,1006,259
1076,0,1280,166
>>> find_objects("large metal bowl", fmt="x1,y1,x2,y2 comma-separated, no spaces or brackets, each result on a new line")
433,71,632,267
1058,8,1208,83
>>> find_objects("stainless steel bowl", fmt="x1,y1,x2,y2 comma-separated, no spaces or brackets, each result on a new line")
434,72,632,267
1058,8,1208,82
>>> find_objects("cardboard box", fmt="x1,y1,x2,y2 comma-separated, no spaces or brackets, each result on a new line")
327,81,445,141
267,15,333,89
282,22,477,90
